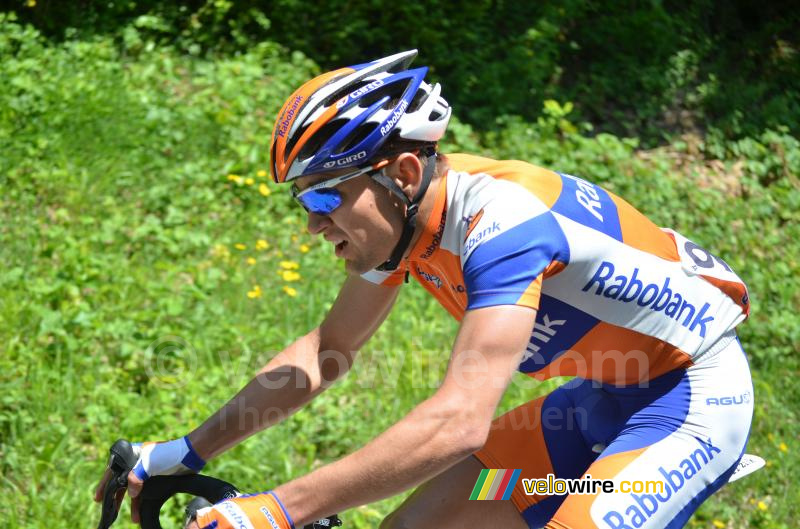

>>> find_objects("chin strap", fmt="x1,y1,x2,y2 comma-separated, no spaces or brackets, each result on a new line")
373,150,437,271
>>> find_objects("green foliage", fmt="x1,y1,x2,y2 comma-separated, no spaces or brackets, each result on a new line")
10,0,800,145
1,11,798,529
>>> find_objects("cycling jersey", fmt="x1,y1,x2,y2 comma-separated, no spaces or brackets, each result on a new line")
476,334,753,529
362,153,750,385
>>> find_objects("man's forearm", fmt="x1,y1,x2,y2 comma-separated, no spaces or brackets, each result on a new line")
188,328,354,460
274,394,486,526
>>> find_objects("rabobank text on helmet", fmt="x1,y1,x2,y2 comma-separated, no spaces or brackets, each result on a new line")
380,99,409,136
277,95,303,138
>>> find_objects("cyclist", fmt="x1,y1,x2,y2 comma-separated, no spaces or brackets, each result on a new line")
95,50,754,529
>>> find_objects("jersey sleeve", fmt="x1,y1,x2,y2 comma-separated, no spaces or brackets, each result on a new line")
463,211,569,311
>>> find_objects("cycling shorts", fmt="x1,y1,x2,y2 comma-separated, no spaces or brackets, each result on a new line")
474,331,753,529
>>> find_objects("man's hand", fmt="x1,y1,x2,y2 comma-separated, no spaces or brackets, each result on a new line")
93,436,205,523
192,491,294,529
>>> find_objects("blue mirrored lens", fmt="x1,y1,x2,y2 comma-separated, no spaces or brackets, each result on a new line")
298,188,342,215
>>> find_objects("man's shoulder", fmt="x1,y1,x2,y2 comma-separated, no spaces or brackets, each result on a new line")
446,153,555,180
447,153,563,211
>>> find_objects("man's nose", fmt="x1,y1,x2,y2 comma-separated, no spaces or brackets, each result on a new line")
306,211,331,235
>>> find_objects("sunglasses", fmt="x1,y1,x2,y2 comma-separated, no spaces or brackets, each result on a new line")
292,160,391,215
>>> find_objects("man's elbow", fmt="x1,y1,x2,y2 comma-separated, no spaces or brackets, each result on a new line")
318,348,355,385
430,394,494,455
448,415,492,456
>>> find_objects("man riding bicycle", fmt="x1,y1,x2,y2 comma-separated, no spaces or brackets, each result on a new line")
95,50,754,529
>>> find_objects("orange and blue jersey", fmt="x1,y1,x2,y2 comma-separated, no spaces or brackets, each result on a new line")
362,153,750,386
361,154,753,528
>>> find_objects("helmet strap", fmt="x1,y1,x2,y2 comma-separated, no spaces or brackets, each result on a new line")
373,149,437,271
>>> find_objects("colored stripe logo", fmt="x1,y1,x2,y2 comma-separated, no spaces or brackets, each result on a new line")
469,469,521,500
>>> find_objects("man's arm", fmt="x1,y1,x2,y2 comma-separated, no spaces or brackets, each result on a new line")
187,275,401,460
97,274,400,523
274,304,537,526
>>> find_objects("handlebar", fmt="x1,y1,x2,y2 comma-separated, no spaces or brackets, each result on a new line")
98,439,342,529
139,473,240,528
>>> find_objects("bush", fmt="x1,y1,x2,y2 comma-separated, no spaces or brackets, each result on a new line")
1,12,797,528
9,0,800,144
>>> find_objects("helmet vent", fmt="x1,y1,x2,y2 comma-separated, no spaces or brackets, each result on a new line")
336,122,379,155
297,119,345,160
429,109,445,121
408,88,430,113
363,78,409,109
286,122,310,158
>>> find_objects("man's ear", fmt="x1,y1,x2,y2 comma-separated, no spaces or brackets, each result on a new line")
392,153,424,199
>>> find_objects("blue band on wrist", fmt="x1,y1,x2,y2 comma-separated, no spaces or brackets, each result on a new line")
181,435,206,471
132,461,149,481
268,491,295,529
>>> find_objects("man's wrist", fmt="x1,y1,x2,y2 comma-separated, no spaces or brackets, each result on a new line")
181,435,207,470
266,491,296,529
131,436,206,480
186,430,214,461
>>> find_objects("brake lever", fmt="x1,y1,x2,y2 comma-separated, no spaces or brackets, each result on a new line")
98,439,342,529
98,439,139,529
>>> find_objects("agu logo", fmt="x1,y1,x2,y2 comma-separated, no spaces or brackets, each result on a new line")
706,391,751,406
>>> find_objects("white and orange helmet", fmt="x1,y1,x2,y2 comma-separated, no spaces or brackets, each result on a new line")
270,50,451,183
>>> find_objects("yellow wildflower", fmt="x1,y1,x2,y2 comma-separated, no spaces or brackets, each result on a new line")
257,170,268,178
757,500,768,511
259,183,271,196
291,235,298,242
247,285,262,299
244,177,255,186
255,239,270,250
281,270,301,282
300,244,310,253
211,243,230,260
280,260,299,270
246,257,257,266
283,286,297,297
712,520,725,529
27,0,36,7
234,243,247,251
779,442,788,453
749,499,755,505
227,174,243,184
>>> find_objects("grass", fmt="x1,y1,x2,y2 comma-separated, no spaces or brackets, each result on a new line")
0,15,797,528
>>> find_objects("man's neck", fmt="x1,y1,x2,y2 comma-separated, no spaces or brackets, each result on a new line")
403,156,449,260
